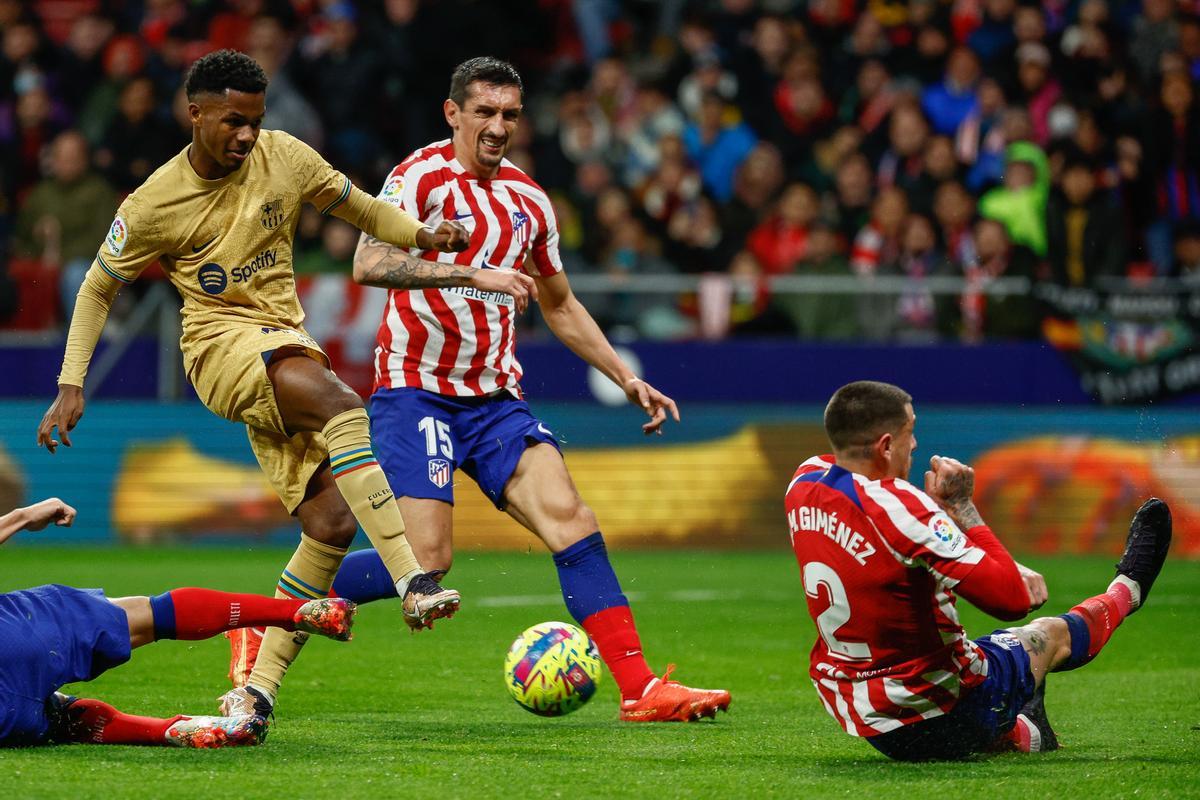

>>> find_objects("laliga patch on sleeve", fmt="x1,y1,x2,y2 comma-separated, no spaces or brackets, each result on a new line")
378,174,404,206
929,513,967,555
105,216,128,256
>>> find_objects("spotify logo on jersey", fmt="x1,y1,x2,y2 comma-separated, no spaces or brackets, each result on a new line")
198,263,227,295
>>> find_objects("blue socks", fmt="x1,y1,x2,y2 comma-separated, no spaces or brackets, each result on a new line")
331,549,398,603
148,591,176,640
552,531,629,622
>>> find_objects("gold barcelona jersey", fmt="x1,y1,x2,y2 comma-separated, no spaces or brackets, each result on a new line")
93,129,352,350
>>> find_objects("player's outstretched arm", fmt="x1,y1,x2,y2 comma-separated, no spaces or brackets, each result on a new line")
37,264,124,453
352,233,537,313
0,497,77,545
924,455,1039,617
535,271,679,435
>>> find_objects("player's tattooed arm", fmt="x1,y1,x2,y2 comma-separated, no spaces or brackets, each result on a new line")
353,235,478,288
925,455,986,529
352,234,536,312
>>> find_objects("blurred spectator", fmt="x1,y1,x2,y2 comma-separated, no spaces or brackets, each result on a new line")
878,102,931,200
77,34,146,145
956,78,1009,191
838,59,895,136
682,92,757,203
1130,0,1180,83
1046,157,1127,287
721,142,784,246
934,180,978,267
1143,72,1200,272
294,217,359,275
1015,42,1062,146
55,15,114,111
979,141,1050,256
850,185,908,274
637,144,701,228
962,219,1039,341
780,222,860,340
247,15,324,150
967,0,1018,68
869,213,956,342
293,2,382,171
746,183,819,275
0,84,70,197
599,217,686,339
921,47,981,136
664,194,734,274
1175,221,1200,281
833,152,875,243
733,14,797,136
95,77,179,192
11,130,117,315
620,81,686,187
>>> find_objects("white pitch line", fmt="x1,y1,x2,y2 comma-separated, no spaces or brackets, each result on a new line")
475,589,791,608
473,590,1193,609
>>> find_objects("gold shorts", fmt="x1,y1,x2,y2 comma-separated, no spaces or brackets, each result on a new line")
185,323,330,513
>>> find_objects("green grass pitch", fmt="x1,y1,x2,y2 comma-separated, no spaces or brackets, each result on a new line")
1,546,1197,799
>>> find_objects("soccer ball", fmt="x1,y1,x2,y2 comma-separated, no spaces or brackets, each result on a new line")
503,621,602,717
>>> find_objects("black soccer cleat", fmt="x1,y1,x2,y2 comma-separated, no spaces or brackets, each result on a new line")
402,571,461,631
1016,681,1059,752
1115,497,1172,613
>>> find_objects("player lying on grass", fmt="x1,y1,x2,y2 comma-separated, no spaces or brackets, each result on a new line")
0,498,355,748
785,381,1172,760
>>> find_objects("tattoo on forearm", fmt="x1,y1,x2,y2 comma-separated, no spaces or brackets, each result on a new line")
356,236,475,289
939,470,974,504
948,500,985,530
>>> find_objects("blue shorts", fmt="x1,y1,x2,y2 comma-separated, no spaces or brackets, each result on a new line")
867,630,1036,761
369,387,560,509
0,585,131,746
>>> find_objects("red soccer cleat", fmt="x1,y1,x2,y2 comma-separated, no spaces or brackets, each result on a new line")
225,627,264,688
618,665,731,722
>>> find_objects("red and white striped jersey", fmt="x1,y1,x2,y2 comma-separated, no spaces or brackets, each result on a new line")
370,140,563,397
785,455,990,737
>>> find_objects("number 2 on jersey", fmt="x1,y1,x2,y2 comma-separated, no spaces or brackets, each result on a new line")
418,416,453,459
803,562,872,661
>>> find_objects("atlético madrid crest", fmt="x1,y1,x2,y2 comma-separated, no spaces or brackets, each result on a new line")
428,459,451,488
260,198,285,230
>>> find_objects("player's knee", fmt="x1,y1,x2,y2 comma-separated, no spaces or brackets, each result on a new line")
307,508,359,548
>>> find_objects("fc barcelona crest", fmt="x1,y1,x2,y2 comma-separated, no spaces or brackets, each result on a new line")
428,458,451,488
260,198,285,230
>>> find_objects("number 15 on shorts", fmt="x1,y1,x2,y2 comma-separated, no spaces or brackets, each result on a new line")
418,416,454,459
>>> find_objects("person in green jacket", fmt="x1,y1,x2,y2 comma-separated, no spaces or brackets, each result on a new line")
12,130,118,318
978,140,1050,256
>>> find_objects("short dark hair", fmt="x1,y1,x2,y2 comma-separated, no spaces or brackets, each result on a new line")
449,56,524,107
185,50,268,100
824,381,913,452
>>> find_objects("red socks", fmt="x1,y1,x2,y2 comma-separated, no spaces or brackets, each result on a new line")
1056,582,1134,671
151,588,306,641
1070,582,1133,660
581,606,656,701
64,698,181,745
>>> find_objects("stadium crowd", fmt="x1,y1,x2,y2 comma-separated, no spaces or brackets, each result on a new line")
1,0,1199,342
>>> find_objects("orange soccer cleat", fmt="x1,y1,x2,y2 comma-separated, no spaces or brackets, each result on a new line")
225,627,265,688
618,665,731,722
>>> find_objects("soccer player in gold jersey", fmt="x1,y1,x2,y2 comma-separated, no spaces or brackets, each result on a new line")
34,50,535,722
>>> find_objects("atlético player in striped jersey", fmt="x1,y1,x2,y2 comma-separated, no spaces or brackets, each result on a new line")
787,381,1172,760
231,57,730,722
